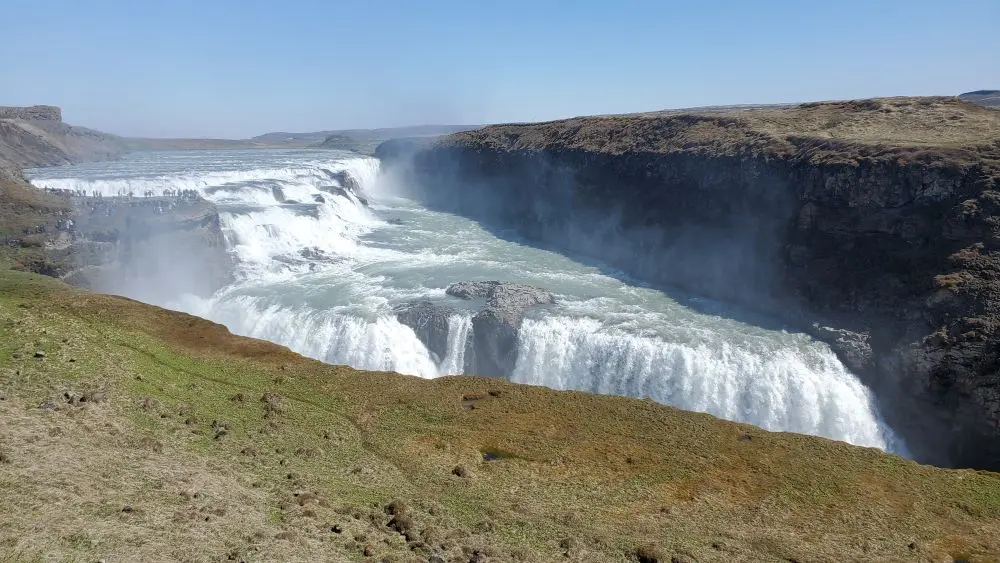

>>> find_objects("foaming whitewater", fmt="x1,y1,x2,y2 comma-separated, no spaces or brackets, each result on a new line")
440,315,473,375
29,149,904,453
186,294,439,376
513,315,891,447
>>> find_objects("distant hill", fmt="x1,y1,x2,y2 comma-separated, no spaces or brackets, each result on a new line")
120,137,275,151
0,104,481,162
959,90,1000,108
252,124,481,154
253,124,479,144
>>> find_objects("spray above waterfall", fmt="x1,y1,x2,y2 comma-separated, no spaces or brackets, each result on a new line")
29,149,905,454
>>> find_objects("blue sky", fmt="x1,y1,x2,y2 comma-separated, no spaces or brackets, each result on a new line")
1,0,997,138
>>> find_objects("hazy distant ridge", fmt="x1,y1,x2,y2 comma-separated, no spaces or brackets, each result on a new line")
959,90,1000,108
252,124,478,145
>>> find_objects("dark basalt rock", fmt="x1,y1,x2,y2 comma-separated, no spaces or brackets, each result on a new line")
318,185,369,207
299,247,334,262
394,301,456,364
395,282,555,376
331,170,360,193
811,325,874,375
64,195,234,301
316,168,369,206
271,185,286,203
447,281,555,377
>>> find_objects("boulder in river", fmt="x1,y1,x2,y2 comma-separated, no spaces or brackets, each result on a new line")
394,301,456,364
394,282,555,376
318,184,369,207
330,170,360,193
446,281,555,377
271,185,286,203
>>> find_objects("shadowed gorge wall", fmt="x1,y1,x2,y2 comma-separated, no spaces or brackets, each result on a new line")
382,98,1000,470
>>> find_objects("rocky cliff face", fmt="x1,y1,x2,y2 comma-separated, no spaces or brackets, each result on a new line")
60,193,233,302
0,105,123,169
446,282,555,377
383,96,1000,470
0,105,62,121
394,282,556,376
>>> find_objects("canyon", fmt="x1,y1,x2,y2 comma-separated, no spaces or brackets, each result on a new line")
381,96,1000,470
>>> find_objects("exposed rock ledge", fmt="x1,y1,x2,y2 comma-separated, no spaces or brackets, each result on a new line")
448,281,556,377
394,282,555,376
381,96,1000,470
393,300,455,364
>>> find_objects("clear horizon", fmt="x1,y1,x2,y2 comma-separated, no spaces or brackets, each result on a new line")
1,0,997,139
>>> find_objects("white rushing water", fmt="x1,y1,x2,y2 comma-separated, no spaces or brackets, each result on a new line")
29,149,905,452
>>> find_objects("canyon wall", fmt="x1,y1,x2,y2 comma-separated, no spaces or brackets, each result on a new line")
383,97,1000,470
63,194,233,302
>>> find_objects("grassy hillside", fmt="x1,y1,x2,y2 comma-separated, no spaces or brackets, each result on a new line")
1,268,999,562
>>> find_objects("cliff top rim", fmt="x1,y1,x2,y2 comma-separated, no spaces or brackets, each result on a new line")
0,105,63,122
444,96,1000,157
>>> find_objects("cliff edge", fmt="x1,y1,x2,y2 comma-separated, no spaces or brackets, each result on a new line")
0,105,124,169
387,96,1000,470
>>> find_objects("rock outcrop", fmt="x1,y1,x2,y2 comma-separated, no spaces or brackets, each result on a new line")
270,185,287,203
393,282,555,376
381,96,1000,470
393,300,456,364
446,281,555,377
0,105,123,169
0,106,231,292
318,170,369,206
1,106,125,276
0,105,62,121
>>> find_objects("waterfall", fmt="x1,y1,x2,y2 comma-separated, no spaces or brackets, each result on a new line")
439,314,473,375
511,315,899,449
28,149,907,454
